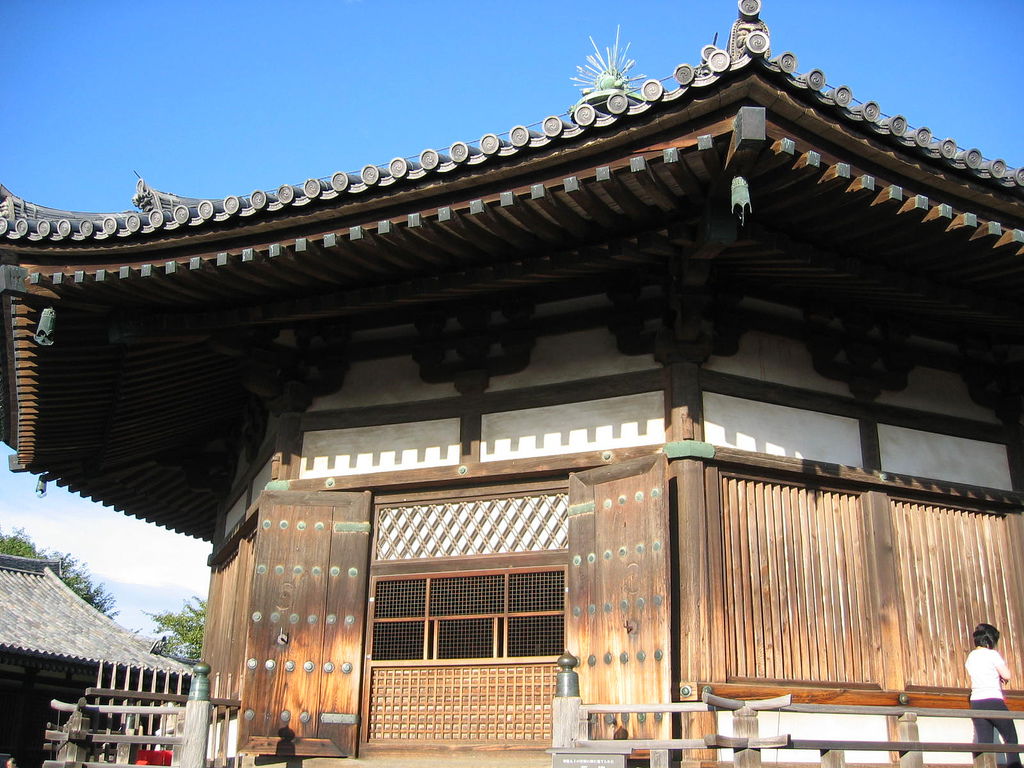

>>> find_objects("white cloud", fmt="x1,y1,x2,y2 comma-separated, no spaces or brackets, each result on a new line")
0,467,210,636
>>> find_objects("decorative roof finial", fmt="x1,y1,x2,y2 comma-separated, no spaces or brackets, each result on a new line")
571,26,645,113
728,0,770,61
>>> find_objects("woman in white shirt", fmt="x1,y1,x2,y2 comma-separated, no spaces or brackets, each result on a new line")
965,623,1020,768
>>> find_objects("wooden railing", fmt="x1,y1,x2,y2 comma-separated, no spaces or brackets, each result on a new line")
550,657,1024,768
44,663,239,768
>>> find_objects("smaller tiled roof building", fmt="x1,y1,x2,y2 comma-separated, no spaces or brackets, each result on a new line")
0,554,186,768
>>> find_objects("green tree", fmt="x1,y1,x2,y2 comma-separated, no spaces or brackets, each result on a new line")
0,526,117,616
146,597,206,660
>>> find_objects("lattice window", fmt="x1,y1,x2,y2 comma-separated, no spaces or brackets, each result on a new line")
509,570,564,612
371,620,424,660
375,494,568,559
430,574,504,615
508,615,563,657
373,579,426,618
367,663,555,741
436,617,494,659
371,570,564,661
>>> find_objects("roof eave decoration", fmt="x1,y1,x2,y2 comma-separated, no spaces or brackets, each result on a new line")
0,0,1020,246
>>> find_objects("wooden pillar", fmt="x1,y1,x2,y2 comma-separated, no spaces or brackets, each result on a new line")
179,663,212,768
859,416,882,471
674,454,718,766
673,457,711,684
272,412,303,481
896,712,923,768
1003,421,1024,492
821,749,847,768
732,706,761,768
665,361,702,442
57,698,91,766
551,653,584,749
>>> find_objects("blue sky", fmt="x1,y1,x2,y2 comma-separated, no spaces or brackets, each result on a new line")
1,0,1022,635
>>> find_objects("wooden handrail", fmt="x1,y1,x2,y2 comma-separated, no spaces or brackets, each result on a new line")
783,702,1024,719
85,687,240,708
554,689,1024,764
49,698,179,716
576,699,1024,720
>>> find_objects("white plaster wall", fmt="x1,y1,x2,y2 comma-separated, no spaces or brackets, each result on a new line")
703,392,862,466
704,330,851,398
719,711,890,763
876,367,998,423
481,392,665,461
300,418,461,478
917,715,974,764
249,455,273,503
878,424,1012,490
489,329,658,392
308,356,457,411
222,493,248,539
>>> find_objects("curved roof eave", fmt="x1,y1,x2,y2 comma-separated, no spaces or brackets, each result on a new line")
0,6,1020,252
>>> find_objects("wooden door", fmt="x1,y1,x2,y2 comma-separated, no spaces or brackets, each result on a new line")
239,490,372,757
566,454,672,738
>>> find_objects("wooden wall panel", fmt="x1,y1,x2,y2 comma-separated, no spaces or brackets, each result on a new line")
204,533,255,700
719,476,878,685
890,500,1024,690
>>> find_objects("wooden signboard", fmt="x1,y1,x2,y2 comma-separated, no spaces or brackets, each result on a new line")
238,490,372,757
565,454,672,739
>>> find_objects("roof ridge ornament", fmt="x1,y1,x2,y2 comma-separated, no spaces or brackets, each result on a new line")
727,0,771,62
570,26,645,115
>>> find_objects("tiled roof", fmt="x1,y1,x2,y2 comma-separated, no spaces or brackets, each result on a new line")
0,562,187,671
0,2,1019,244
0,552,62,575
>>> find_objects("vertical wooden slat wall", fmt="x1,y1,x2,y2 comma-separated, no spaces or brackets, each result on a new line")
890,500,1024,690
719,476,878,685
204,534,255,699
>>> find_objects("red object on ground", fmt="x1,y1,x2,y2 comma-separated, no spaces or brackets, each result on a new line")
135,750,173,766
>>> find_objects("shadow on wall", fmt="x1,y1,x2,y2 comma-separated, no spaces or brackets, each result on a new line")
711,425,850,479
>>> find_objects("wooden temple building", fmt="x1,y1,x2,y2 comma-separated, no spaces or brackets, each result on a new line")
1,1,1022,762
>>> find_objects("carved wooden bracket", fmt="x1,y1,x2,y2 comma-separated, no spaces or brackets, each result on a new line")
412,299,535,394
804,307,911,401
960,337,1024,424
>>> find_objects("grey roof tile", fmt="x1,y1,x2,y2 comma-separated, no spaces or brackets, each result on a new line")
0,562,187,671
0,4,1019,244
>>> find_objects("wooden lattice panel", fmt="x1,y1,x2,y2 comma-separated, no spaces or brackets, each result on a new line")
366,663,554,741
375,494,567,559
891,500,1024,689
720,476,878,684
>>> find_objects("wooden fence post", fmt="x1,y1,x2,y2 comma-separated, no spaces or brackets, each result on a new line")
552,652,583,749
179,663,212,768
897,712,923,768
58,698,92,766
733,706,760,768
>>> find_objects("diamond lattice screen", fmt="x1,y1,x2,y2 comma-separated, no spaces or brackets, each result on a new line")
376,494,568,560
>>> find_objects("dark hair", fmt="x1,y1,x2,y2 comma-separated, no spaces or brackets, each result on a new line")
974,623,1000,649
